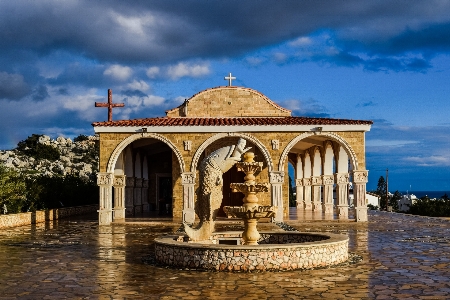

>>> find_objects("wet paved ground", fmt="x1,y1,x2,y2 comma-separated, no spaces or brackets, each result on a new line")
1,210,450,299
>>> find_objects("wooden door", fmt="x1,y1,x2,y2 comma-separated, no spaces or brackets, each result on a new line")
219,166,245,217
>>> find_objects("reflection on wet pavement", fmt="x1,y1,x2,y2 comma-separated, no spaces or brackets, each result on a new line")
0,210,450,299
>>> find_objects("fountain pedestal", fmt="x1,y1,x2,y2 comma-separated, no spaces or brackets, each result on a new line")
223,152,275,245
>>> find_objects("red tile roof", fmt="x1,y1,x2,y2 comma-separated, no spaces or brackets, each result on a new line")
92,117,373,127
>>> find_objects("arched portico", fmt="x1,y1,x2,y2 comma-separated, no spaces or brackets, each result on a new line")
183,132,274,224
278,132,368,222
98,133,186,225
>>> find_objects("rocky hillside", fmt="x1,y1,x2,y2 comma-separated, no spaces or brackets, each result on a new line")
0,134,99,181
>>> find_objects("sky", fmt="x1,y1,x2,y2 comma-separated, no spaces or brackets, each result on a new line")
1,1,450,192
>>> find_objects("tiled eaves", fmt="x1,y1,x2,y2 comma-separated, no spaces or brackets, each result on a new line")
92,116,373,127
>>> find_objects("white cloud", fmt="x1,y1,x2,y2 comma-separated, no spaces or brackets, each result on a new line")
127,80,149,92
404,155,450,166
289,36,313,47
166,62,210,80
146,66,160,78
366,139,418,147
143,95,164,106
112,12,156,37
103,65,133,81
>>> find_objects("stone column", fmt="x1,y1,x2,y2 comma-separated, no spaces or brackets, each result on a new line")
270,171,284,222
311,176,322,212
134,178,143,213
97,172,113,225
335,173,349,219
142,179,149,212
125,177,135,216
302,177,312,210
353,170,369,222
113,175,126,220
181,172,196,224
295,179,304,209
321,174,334,214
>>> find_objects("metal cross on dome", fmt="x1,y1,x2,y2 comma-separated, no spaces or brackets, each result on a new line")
224,73,236,86
95,89,125,122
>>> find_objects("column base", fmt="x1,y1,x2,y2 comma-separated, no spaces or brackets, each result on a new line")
113,207,126,220
312,202,322,212
322,204,333,214
355,207,368,222
98,209,113,225
337,205,348,219
183,208,195,224
303,202,313,211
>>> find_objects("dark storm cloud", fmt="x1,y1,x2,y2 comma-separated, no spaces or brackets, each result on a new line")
0,72,30,100
1,1,450,66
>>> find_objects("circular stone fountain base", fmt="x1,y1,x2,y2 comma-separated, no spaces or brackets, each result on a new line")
154,231,348,272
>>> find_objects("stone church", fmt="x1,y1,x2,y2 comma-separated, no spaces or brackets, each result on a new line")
92,80,372,225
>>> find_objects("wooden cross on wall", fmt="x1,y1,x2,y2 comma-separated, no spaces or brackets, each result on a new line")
95,89,124,122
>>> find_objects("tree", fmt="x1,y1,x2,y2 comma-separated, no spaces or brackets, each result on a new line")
0,164,27,213
376,176,388,210
389,190,402,211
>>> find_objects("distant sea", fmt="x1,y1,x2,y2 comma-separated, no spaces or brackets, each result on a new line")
399,191,450,199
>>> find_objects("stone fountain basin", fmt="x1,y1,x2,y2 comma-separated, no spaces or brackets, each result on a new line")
154,231,349,272
223,205,276,219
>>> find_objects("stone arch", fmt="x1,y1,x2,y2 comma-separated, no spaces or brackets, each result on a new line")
106,133,185,174
190,132,273,173
279,132,359,172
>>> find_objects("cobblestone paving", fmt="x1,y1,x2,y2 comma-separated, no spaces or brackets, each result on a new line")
1,211,450,299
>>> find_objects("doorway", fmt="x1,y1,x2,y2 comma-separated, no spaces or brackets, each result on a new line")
158,177,172,215
219,166,245,217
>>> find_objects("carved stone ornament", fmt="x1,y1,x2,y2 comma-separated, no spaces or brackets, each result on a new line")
321,174,334,185
311,176,323,186
271,139,280,150
184,138,251,241
269,172,284,184
113,175,126,187
302,177,312,186
183,140,192,151
334,173,349,184
295,179,303,186
181,172,196,184
353,170,369,183
97,173,113,186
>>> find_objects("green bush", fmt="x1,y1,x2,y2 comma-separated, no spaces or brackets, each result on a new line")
408,197,450,217
0,164,27,213
25,173,98,210
73,134,89,142
16,134,60,161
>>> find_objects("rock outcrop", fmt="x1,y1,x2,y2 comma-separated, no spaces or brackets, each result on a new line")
0,135,99,181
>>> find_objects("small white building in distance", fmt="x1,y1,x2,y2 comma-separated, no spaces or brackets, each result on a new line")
398,194,418,212
348,191,380,208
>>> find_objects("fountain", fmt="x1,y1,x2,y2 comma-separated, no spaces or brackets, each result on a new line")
223,152,274,245
154,140,349,271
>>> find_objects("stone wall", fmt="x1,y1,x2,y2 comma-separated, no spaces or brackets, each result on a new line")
166,87,291,118
0,205,98,229
155,232,349,272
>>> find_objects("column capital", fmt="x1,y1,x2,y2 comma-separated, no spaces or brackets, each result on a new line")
181,172,196,185
352,170,369,183
311,176,322,186
113,175,126,187
126,177,136,187
269,171,284,184
334,172,349,184
135,178,143,188
321,174,334,185
295,179,303,186
302,177,312,186
142,179,149,188
97,172,113,186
